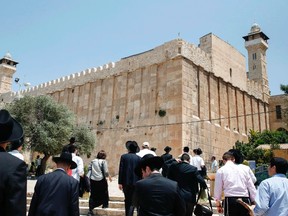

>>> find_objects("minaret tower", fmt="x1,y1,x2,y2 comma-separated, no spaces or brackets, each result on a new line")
243,23,270,101
0,52,18,94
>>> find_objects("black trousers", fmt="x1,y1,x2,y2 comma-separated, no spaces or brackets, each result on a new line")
185,201,195,216
123,185,136,216
89,178,109,210
224,197,251,216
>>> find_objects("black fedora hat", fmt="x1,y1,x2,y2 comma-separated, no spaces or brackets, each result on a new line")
134,154,164,177
125,141,140,153
0,109,23,144
52,152,77,169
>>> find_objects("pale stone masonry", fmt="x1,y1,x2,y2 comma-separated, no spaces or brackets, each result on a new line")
0,24,273,174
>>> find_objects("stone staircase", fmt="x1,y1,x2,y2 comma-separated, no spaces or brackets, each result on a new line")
26,194,220,216
27,194,132,216
26,178,221,216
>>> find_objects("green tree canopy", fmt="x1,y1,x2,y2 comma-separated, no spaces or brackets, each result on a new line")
234,129,288,165
280,84,288,94
7,95,75,155
72,124,96,157
6,95,96,173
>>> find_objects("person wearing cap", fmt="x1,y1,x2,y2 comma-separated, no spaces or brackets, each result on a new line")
136,141,156,158
0,109,27,216
118,141,141,216
28,152,79,216
132,154,186,216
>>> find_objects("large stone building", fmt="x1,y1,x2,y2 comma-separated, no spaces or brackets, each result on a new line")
269,94,288,131
0,24,276,174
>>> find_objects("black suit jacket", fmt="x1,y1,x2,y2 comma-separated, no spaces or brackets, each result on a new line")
161,153,172,162
0,147,27,216
168,162,207,203
28,169,79,216
133,173,186,216
118,152,141,186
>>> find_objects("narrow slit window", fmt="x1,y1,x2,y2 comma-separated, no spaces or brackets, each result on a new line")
276,105,282,119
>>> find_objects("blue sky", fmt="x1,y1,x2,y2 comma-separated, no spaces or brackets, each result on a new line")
0,0,287,95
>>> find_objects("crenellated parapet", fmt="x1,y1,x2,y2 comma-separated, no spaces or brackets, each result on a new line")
116,39,211,73
0,62,117,103
180,40,212,71
1,39,212,104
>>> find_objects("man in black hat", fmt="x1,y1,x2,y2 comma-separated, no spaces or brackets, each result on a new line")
28,152,79,216
0,109,26,216
118,140,141,216
132,154,186,216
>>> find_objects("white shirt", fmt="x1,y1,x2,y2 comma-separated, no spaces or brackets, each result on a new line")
191,155,205,170
71,153,84,181
238,163,257,183
214,160,256,201
9,150,24,161
136,149,156,158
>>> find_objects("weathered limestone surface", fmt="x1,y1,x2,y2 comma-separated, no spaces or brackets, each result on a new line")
0,37,270,175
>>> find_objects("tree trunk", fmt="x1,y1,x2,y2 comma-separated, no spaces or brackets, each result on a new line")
39,154,50,175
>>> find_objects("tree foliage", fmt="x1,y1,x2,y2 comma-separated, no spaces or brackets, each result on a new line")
72,124,96,158
234,129,288,165
6,95,96,173
6,95,75,155
280,84,288,94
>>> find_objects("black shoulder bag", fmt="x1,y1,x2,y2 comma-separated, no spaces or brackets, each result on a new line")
193,187,213,216
98,160,107,181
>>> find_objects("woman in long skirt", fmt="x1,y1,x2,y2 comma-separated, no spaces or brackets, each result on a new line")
87,150,112,216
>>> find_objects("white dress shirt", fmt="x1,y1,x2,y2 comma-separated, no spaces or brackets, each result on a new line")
8,150,24,161
136,149,156,158
191,155,205,170
238,163,257,183
214,160,256,201
71,153,84,181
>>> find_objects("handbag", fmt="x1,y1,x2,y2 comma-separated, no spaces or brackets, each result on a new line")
98,160,107,181
193,187,213,216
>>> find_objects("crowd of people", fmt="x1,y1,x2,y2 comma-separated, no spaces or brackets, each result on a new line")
0,108,288,216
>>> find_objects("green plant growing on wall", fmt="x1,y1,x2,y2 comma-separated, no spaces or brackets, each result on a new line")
158,109,166,117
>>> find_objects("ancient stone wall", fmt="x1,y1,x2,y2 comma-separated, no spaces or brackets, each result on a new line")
269,94,288,131
0,38,270,174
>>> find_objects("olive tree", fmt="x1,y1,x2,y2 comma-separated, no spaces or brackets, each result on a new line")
6,95,96,174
